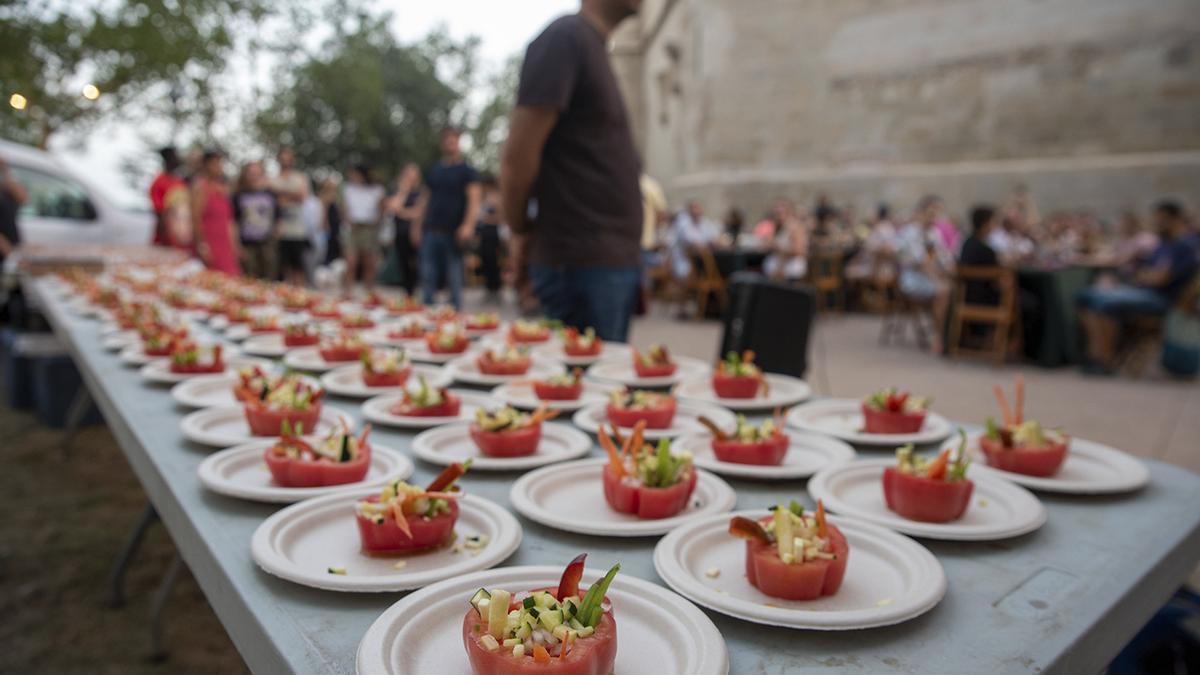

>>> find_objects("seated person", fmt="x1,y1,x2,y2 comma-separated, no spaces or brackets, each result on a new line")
845,204,898,282
959,205,1043,351
763,212,810,282
898,195,955,352
668,200,722,279
1079,200,1200,374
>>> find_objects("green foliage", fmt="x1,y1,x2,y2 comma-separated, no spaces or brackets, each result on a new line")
0,0,276,147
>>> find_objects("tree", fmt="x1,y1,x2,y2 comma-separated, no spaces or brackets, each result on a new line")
465,54,522,176
0,0,278,148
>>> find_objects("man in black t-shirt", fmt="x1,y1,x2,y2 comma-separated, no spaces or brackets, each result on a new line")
416,128,480,309
500,0,643,341
959,205,1002,306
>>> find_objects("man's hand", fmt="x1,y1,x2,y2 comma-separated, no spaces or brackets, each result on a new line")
456,224,475,247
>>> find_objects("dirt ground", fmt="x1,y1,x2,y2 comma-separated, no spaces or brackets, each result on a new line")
0,405,247,674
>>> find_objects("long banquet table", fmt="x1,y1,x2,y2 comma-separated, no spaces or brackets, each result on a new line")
30,278,1200,674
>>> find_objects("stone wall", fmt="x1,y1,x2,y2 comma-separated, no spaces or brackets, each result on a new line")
613,0,1200,224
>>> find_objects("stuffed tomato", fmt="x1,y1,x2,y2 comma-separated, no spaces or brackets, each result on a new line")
712,350,764,399
862,388,930,434
319,333,369,362
340,312,375,330
508,319,552,344
562,327,602,357
243,377,324,436
882,438,973,523
389,376,461,417
354,463,468,554
388,321,427,341
360,348,411,388
463,555,619,675
598,425,696,519
469,407,556,458
980,376,1070,477
533,370,584,401
283,324,320,347
477,344,532,376
264,421,371,487
709,415,789,466
730,502,848,600
426,324,470,354
465,312,500,331
631,344,676,378
169,342,224,374
606,389,676,429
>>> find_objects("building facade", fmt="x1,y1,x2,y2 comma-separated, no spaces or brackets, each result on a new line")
612,0,1200,223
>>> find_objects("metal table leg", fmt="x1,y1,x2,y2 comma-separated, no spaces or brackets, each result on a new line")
60,384,95,459
107,502,158,608
149,552,184,662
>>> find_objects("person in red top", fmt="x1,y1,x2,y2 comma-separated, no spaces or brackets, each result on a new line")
148,146,192,249
190,150,241,276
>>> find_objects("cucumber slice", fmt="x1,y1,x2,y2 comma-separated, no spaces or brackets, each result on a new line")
469,588,490,617
487,589,510,639
339,435,351,462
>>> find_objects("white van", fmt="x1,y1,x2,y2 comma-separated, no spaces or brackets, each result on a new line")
0,138,153,246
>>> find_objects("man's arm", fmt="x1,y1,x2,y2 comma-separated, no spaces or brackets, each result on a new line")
499,106,559,235
410,188,430,246
456,181,483,245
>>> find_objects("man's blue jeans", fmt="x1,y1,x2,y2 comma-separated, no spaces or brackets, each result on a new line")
530,265,639,342
420,232,464,309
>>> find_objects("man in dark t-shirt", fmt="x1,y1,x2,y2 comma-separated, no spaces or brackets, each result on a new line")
417,128,480,309
501,0,644,341
959,205,1002,306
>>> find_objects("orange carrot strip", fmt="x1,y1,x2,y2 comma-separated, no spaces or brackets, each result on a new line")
598,428,626,478
391,501,413,539
993,385,1012,426
926,449,950,481
533,645,551,664
815,500,829,539
627,420,646,460
1014,375,1025,425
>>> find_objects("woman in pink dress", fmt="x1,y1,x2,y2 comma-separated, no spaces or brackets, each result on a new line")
190,150,241,276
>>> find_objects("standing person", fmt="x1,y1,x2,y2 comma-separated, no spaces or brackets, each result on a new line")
0,158,27,267
500,0,644,341
231,161,278,280
148,146,191,249
475,175,503,301
341,164,386,295
318,178,343,265
271,147,310,286
383,163,423,296
190,150,241,276
416,128,481,310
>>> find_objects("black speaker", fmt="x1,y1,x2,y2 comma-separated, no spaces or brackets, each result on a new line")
719,274,815,378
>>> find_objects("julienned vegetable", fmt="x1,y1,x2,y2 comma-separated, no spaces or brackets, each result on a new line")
700,412,789,466
862,388,930,434
354,462,470,554
712,350,766,399
631,344,676,378
728,500,848,600
390,375,461,417
561,327,602,357
981,375,1070,477
882,432,974,523
463,555,619,674
598,422,697,519
264,420,371,487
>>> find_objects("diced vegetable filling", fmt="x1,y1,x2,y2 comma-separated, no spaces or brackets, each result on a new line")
865,388,929,414
894,431,970,481
608,388,671,411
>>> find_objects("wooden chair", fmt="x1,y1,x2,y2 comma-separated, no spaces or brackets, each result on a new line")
685,247,729,320
947,265,1019,365
808,251,845,312
858,252,897,314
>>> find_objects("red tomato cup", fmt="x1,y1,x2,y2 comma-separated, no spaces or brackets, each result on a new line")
341,317,375,330
632,361,677,378
469,422,543,458
284,333,320,347
263,443,371,488
711,373,761,399
462,593,617,675
391,393,462,418
477,354,532,376
979,435,1069,477
533,380,583,401
465,317,499,331
310,307,341,319
355,496,459,555
509,327,551,344
601,463,697,519
170,360,224,374
389,326,426,340
426,334,470,354
712,434,789,466
881,467,973,523
744,523,849,600
861,404,927,434
145,343,174,357
362,367,411,388
244,403,323,437
250,323,281,334
563,340,603,358
606,399,677,429
319,345,368,362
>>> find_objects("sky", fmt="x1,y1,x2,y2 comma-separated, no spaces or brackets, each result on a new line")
49,0,578,209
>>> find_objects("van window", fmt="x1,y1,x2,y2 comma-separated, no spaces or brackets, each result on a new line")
8,165,97,221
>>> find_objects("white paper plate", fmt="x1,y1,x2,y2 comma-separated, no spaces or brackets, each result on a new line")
489,380,614,412
674,373,813,411
509,458,737,537
102,331,138,351
411,422,592,471
571,401,737,441
197,441,414,503
446,354,565,386
118,344,159,366
181,405,352,447
654,511,945,630
786,399,953,446
251,490,521,592
403,341,477,364
531,341,633,367
139,355,265,385
586,355,711,388
209,315,230,331
283,345,361,372
169,371,321,409
358,322,430,348
360,390,497,429
356,565,728,675
672,431,856,480
320,363,451,399
808,459,1047,541
960,435,1150,494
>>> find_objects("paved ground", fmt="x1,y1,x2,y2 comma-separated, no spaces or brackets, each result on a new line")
2,289,1195,672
